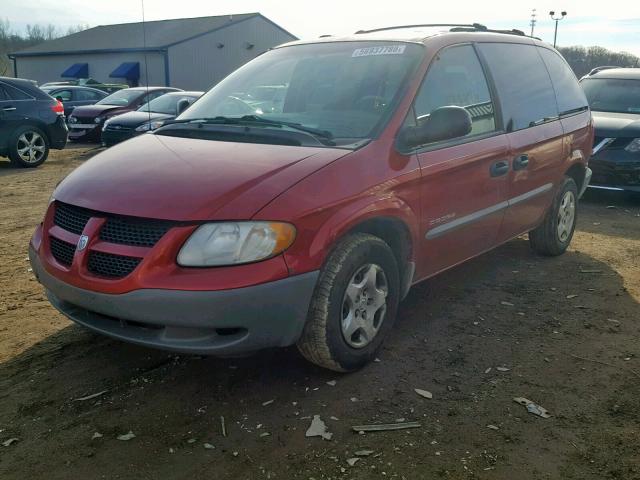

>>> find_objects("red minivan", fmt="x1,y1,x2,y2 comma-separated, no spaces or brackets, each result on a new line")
29,25,593,371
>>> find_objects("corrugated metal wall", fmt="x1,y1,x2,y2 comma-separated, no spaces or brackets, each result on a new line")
15,52,166,86
167,16,295,91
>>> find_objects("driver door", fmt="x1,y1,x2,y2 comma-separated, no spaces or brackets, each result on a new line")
411,44,510,279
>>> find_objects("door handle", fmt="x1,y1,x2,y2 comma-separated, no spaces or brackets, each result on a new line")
490,160,510,177
513,154,529,171
2,106,16,112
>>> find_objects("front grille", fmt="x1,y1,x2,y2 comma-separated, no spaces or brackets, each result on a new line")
88,252,142,278
100,216,173,247
104,124,133,132
50,236,76,266
54,202,92,235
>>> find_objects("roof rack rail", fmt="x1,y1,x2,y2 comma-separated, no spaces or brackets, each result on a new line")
355,23,538,39
355,23,487,35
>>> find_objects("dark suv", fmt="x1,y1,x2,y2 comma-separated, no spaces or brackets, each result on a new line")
0,77,67,167
581,68,640,192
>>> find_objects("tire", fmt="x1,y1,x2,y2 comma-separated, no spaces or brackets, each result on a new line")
529,177,578,256
297,233,400,372
8,126,49,168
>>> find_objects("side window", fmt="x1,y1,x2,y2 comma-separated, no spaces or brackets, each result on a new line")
538,47,588,114
0,85,7,101
76,89,102,101
412,44,496,142
53,90,72,102
5,84,32,100
477,43,558,131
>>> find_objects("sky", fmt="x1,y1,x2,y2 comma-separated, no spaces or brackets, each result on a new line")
4,0,640,55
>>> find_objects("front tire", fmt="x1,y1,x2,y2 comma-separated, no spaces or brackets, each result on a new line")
8,126,49,168
529,177,578,256
297,233,400,372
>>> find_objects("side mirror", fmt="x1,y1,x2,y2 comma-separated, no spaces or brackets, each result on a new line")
399,106,472,149
176,99,191,115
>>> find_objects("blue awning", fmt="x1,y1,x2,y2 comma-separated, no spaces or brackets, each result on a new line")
109,62,140,80
61,63,88,78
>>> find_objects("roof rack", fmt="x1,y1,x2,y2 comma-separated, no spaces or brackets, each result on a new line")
355,23,537,39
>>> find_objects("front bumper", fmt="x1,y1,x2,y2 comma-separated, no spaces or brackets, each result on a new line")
30,246,318,355
68,125,101,142
101,128,138,147
589,150,640,192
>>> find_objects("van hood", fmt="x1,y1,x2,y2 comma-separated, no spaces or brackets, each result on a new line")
54,133,349,221
592,111,640,138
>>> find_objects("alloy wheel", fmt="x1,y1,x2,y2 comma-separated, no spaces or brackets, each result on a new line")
557,190,576,242
17,131,46,164
341,263,389,349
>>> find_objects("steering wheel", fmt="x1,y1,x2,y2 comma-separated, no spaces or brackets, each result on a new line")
354,95,388,111
217,95,258,116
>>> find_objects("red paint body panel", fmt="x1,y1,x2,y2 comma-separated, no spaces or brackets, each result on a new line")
54,134,349,221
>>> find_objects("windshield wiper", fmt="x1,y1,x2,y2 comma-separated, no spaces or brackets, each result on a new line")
164,115,335,145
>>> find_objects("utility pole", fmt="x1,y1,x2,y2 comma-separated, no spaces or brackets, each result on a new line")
549,10,567,48
530,9,537,37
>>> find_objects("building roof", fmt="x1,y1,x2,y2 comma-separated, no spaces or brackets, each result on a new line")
11,13,296,57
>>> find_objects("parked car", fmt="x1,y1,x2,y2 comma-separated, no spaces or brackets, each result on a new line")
40,85,108,118
102,91,203,147
41,78,128,94
581,68,640,193
29,25,592,371
67,87,181,142
0,76,67,167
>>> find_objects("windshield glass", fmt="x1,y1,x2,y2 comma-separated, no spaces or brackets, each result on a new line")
178,42,424,145
97,89,141,106
138,94,186,114
581,78,640,113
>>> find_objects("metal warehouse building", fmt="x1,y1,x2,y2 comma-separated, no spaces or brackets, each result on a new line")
9,13,297,91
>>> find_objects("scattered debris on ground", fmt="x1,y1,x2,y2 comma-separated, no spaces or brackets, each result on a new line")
513,397,551,418
306,415,333,440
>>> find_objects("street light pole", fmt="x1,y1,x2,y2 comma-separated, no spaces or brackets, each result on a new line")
549,10,567,48
530,9,537,37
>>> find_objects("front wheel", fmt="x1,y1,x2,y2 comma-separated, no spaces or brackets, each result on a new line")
529,177,578,256
297,233,400,372
8,126,49,168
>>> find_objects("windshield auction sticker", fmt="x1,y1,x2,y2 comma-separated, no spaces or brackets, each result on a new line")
352,45,407,57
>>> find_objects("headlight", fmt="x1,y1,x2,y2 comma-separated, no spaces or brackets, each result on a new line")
625,138,640,153
177,222,296,267
94,116,104,124
69,116,77,124
135,121,165,132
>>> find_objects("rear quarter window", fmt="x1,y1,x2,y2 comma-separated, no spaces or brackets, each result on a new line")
537,47,588,115
478,43,558,131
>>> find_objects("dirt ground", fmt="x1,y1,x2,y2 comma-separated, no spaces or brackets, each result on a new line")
1,149,639,480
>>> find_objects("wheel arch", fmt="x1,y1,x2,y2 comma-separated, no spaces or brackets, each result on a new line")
564,162,587,193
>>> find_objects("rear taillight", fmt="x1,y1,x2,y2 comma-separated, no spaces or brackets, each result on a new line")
51,100,64,115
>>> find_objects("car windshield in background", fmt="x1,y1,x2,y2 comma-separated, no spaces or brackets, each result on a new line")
175,42,424,146
581,78,640,114
97,90,141,106
138,95,188,115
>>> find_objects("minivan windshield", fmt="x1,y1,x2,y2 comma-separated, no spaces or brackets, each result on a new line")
581,78,640,114
176,42,424,146
97,89,141,106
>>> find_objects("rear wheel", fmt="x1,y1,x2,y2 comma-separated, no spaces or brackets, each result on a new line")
8,126,49,168
297,233,400,372
529,177,578,256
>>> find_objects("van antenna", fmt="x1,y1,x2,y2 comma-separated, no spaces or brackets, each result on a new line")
141,0,151,124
